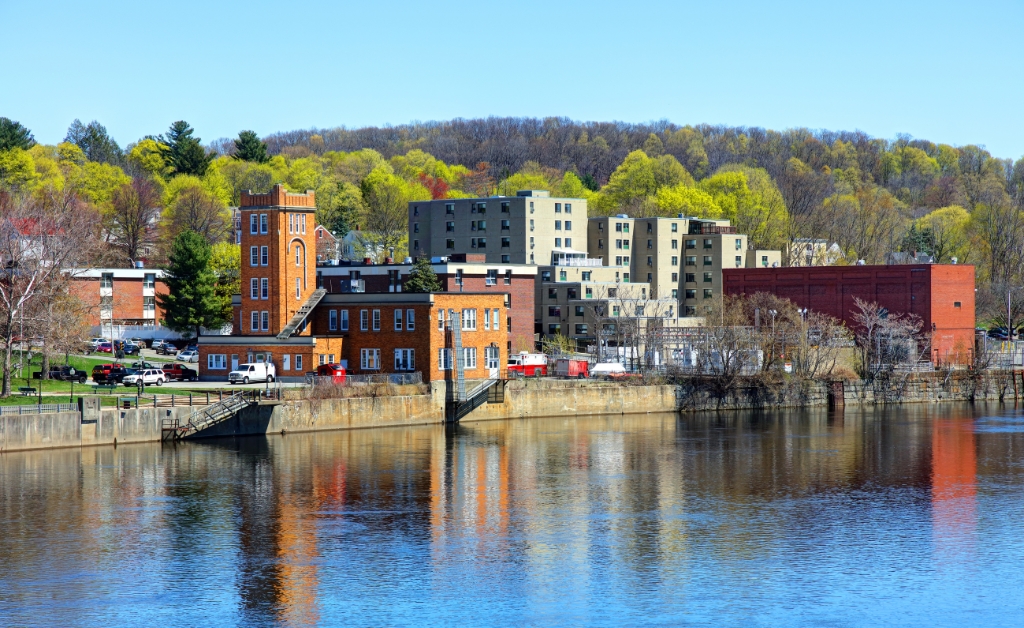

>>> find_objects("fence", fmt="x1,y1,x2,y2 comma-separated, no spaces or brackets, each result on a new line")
0,403,78,416
116,389,283,409
304,372,423,386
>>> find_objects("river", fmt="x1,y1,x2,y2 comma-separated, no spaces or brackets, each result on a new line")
2,404,1023,626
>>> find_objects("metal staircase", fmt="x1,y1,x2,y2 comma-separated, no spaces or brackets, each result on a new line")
161,391,255,441
452,379,502,421
277,288,327,339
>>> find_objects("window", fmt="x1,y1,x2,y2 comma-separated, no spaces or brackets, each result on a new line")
541,270,551,281
473,220,486,231
585,286,593,298
413,205,419,217
340,309,349,331
565,203,572,214
671,239,678,250
372,309,381,331
704,289,713,299
446,221,455,232
501,201,509,213
406,309,415,330
686,289,696,299
686,239,696,249
294,245,301,266
501,237,510,248
530,201,534,213
295,354,303,371
574,305,585,317
548,288,558,299
501,219,510,230
445,203,454,214
623,241,630,250
671,272,678,282
568,287,577,299
260,214,268,234
289,213,294,234
954,301,962,308
623,224,630,233
143,296,155,313
319,354,327,366
554,203,562,213
623,256,630,265
647,273,653,282
615,222,622,232
555,220,562,230
623,272,630,282
360,348,380,370
462,308,477,330
761,255,769,267
438,348,453,370
251,311,259,331
575,324,588,335
300,214,306,234
250,214,258,234
261,246,268,266
250,278,258,300
504,269,512,285
329,309,338,330
703,256,712,266
485,346,500,369
100,272,113,288
446,239,455,249
413,223,419,233
548,324,561,334
455,269,463,286
438,308,445,330
685,305,696,316
611,306,620,317
671,256,679,266
735,255,742,267
736,238,743,250
549,306,561,317
394,349,415,371
484,308,491,330
208,354,226,370
559,269,567,281
394,309,403,331
555,238,562,247
360,309,368,331
143,273,155,288
686,273,695,283
704,239,713,249
704,272,713,283
598,239,604,249
476,238,487,248
672,289,678,299
492,308,500,330
530,219,535,231
598,222,605,232
647,223,653,234
565,221,572,230
250,246,258,266
671,223,678,233
648,239,653,249
261,311,269,331
647,256,653,266
295,278,301,300
565,238,572,248
261,278,269,300
283,355,291,371
501,255,510,262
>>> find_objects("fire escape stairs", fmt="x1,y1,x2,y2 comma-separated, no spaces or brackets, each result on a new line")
277,288,327,339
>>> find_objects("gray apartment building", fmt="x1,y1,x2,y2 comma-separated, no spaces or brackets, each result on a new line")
409,190,587,266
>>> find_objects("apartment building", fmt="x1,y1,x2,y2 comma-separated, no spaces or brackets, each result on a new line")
69,267,167,334
409,190,587,266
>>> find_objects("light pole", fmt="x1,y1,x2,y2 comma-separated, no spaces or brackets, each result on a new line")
798,308,808,374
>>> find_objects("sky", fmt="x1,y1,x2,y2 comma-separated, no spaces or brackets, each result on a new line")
3,0,1023,159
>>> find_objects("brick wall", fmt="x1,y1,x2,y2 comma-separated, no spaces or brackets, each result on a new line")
439,274,535,351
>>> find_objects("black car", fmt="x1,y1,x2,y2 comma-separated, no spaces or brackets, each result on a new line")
155,343,178,356
33,366,88,383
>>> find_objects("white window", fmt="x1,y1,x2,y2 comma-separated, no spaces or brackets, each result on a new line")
372,309,381,331
259,214,268,234
261,278,268,300
250,213,258,234
319,354,327,366
492,309,500,331
301,214,307,234
295,244,301,266
251,311,259,331
462,308,477,331
360,348,380,370
394,348,415,371
295,278,301,300
406,309,415,331
360,309,368,331
437,308,445,330
208,354,227,370
485,346,500,369
250,278,258,300
340,309,349,331
283,354,291,371
250,246,258,266
289,213,294,234
261,311,269,331
295,354,302,371
329,310,338,331
391,309,402,331
438,348,453,370
463,347,477,369
484,308,491,330
261,246,268,266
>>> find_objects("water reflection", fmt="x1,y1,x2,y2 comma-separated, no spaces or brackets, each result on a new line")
2,404,1024,626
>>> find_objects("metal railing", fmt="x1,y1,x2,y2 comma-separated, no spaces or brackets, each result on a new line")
0,403,77,416
304,372,423,386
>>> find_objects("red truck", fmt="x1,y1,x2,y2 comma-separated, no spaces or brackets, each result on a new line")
161,362,198,382
507,352,548,377
555,358,589,379
316,363,347,384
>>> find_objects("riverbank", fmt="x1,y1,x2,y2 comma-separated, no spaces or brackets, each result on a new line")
1,372,1021,453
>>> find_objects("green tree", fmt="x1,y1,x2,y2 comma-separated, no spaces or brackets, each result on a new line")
157,231,224,338
160,121,213,177
233,130,270,163
64,119,122,164
0,118,35,151
404,256,442,293
209,241,241,323
602,150,657,211
0,148,37,189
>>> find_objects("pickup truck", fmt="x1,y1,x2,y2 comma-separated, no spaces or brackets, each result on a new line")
161,362,198,381
32,366,88,383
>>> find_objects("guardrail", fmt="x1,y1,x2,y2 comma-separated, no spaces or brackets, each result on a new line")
304,372,423,386
0,403,78,416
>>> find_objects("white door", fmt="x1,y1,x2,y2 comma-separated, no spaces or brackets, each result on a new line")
231,355,238,371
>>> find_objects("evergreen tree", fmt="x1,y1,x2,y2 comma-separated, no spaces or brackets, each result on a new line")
233,130,270,163
64,119,122,164
0,118,35,151
404,257,442,293
160,120,214,176
157,231,225,338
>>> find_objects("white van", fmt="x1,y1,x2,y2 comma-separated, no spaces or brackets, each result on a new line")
589,362,627,379
228,362,277,384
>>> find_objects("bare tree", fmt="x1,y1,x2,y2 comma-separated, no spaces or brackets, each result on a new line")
168,186,229,245
110,177,161,265
850,297,928,378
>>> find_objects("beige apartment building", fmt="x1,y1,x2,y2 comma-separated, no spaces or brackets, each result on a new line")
409,190,587,266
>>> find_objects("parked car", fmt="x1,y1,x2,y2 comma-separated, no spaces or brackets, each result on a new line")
228,362,276,384
33,366,88,383
130,360,160,370
176,350,199,363
590,362,629,380
316,363,347,384
122,369,166,387
129,337,148,349
161,363,198,381
118,341,140,355
88,337,107,348
155,342,178,355
95,342,113,353
92,364,131,384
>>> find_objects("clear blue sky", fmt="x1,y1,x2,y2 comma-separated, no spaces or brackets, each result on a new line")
3,0,1022,160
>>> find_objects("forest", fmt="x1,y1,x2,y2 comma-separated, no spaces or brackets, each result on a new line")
1,115,1023,321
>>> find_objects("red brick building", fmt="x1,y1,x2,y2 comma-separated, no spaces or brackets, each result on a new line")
198,185,510,382
69,267,169,335
723,264,976,363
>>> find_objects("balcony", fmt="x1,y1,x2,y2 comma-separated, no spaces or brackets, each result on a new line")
553,257,603,267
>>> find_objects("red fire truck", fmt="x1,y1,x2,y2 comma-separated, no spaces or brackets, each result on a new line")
507,352,548,377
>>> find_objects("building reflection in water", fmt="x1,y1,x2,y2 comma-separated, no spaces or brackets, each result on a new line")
931,417,977,563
